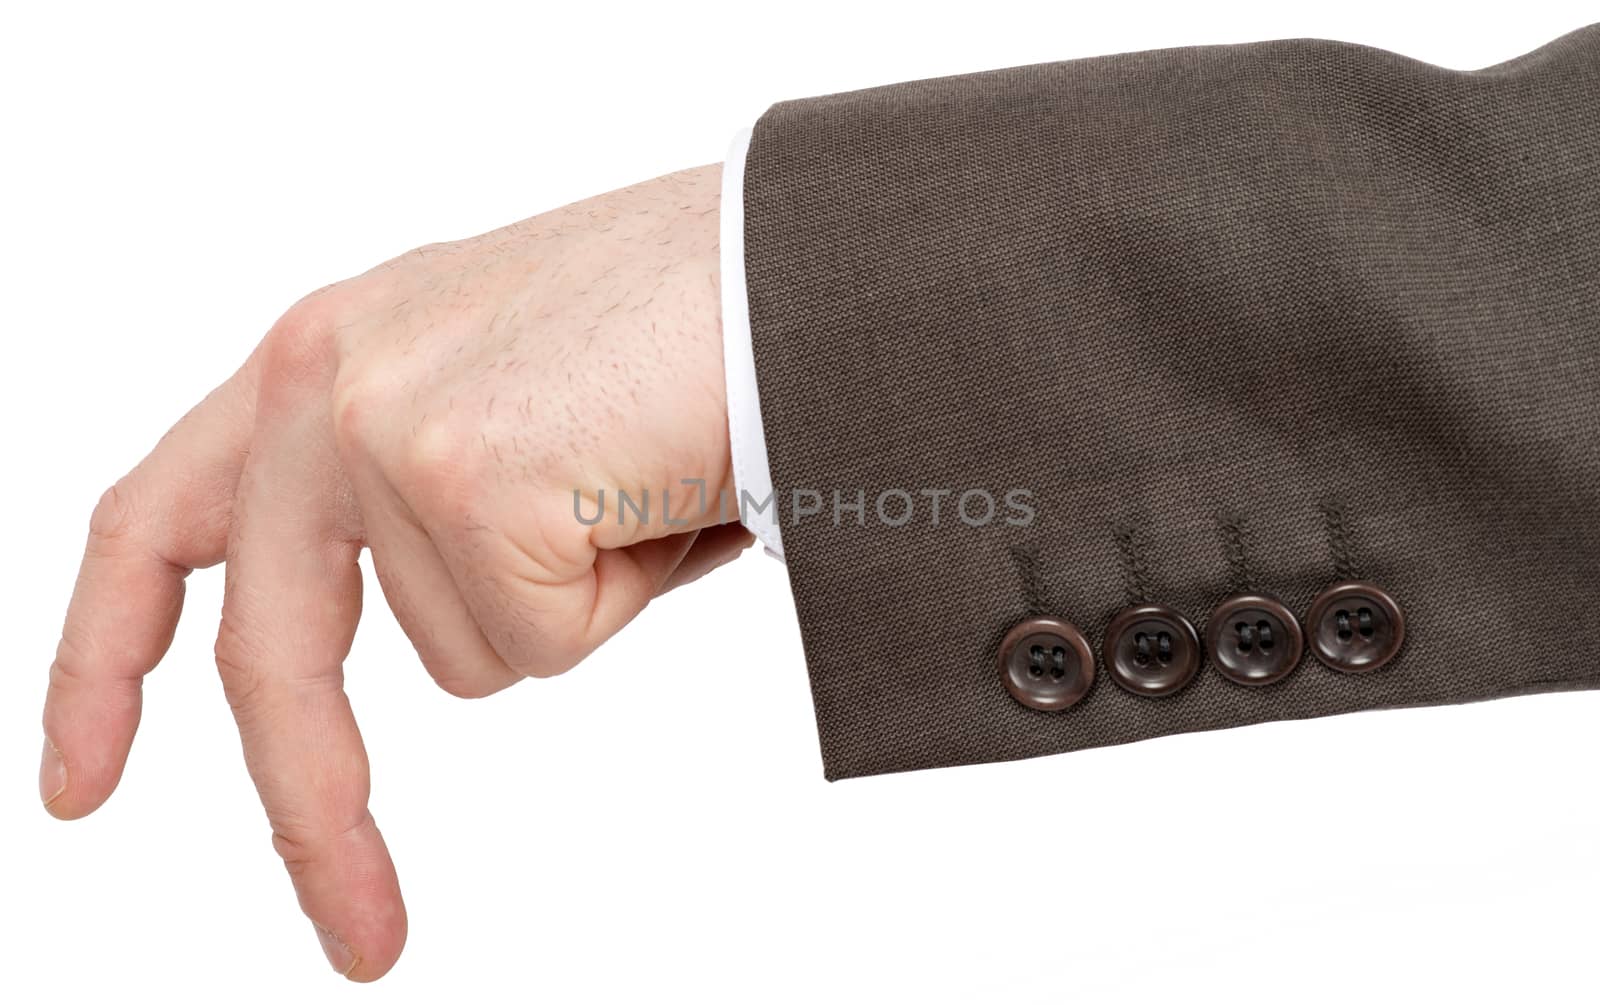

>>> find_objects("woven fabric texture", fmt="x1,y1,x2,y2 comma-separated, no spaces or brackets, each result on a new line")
741,27,1600,780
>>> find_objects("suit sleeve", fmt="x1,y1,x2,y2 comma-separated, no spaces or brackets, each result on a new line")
738,27,1600,779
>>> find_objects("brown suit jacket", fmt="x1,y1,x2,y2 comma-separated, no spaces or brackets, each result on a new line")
739,26,1600,779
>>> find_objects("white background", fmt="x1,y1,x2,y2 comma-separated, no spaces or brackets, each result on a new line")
2,2,1597,1002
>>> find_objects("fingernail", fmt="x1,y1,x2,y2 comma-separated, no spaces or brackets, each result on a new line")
39,735,66,809
314,923,359,977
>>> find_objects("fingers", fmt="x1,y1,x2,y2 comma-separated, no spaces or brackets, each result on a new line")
343,461,523,699
348,458,744,693
215,348,404,981
43,354,260,817
428,510,707,680
590,530,704,639
377,450,744,678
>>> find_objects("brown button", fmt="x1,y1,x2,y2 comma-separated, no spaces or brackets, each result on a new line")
1306,581,1406,673
1204,594,1304,686
997,617,1095,711
1103,605,1201,697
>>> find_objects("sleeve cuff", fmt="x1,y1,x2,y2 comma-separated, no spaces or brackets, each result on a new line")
720,125,785,559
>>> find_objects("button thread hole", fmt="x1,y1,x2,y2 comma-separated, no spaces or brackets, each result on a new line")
1357,607,1376,638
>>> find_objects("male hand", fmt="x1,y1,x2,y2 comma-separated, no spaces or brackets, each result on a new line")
39,164,749,980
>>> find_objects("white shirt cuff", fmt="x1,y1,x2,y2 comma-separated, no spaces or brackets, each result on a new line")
720,126,785,559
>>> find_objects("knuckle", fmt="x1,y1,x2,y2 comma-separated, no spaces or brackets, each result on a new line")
329,374,382,461
270,828,317,879
269,813,371,875
400,414,478,520
47,633,95,691
213,628,269,718
261,291,343,386
49,630,141,693
87,482,139,553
